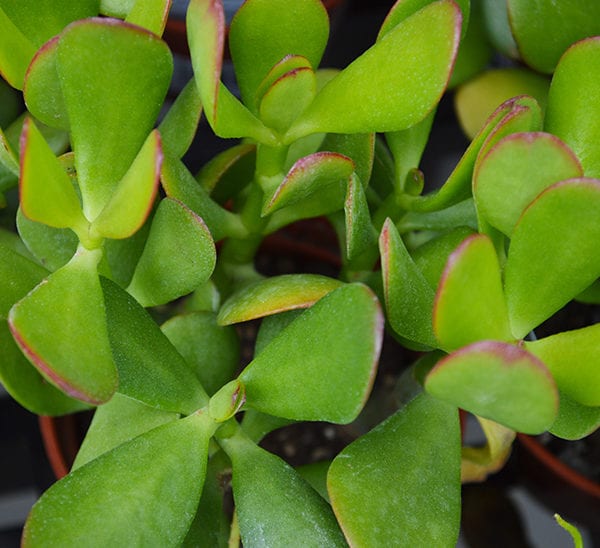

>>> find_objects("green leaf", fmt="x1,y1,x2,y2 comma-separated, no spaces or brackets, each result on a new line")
433,234,512,351
425,341,558,433
8,248,117,404
186,0,276,143
73,393,178,470
505,178,600,338
16,208,78,271
23,37,69,130
0,242,48,319
507,0,600,73
161,311,240,395
57,18,172,219
474,132,583,235
0,125,18,175
328,393,461,547
319,132,375,189
229,0,329,111
158,78,203,159
239,283,383,423
255,55,314,110
162,152,247,240
402,95,542,212
218,274,342,325
0,6,36,89
125,0,170,35
259,66,316,134
90,130,161,239
23,412,216,547
549,391,600,441
219,428,346,547
344,173,377,260
19,117,86,231
524,324,600,407
127,198,216,307
100,277,208,414
554,514,584,548
287,0,461,139
545,38,600,178
263,152,353,216
379,218,437,347
454,68,549,139
0,321,90,416
480,0,518,58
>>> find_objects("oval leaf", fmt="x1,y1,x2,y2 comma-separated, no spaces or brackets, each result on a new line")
505,178,600,338
425,341,558,433
549,391,600,441
23,412,216,547
239,283,383,424
287,0,461,138
433,234,512,351
218,274,343,326
474,132,583,235
328,393,461,547
219,429,346,547
545,38,600,178
8,248,117,404
127,198,216,307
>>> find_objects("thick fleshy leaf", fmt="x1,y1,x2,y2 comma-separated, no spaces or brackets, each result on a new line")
402,95,542,212
125,0,170,34
328,393,461,547
545,38,600,178
91,130,161,239
255,55,313,110
319,132,375,189
100,277,208,413
219,428,346,547
0,242,48,319
433,234,512,351
425,341,558,433
22,37,69,130
229,0,328,111
161,311,240,395
239,283,383,423
480,0,518,58
398,199,477,234
218,274,342,325
8,248,117,404
73,393,178,470
259,67,316,134
524,324,600,407
16,208,78,271
0,7,36,89
344,173,377,260
505,179,600,338
56,18,172,219
0,125,18,175
454,68,549,139
186,0,276,143
23,412,216,547
161,152,247,240
286,0,461,139
379,218,437,347
0,321,90,416
19,117,86,231
549,391,600,440
158,78,203,159
474,132,583,235
127,198,216,307
507,0,600,73
263,152,353,215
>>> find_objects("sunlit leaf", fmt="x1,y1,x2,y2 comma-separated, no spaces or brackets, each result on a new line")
125,0,170,35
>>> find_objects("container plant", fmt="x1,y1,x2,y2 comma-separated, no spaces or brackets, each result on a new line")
0,0,598,545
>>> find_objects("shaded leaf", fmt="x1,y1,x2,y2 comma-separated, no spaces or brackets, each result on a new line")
505,178,600,338
127,198,216,307
425,341,558,433
549,391,600,441
23,412,216,547
328,393,461,547
319,132,374,189
344,173,377,260
239,284,383,423
100,277,208,414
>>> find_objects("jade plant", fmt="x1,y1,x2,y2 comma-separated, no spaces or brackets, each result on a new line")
0,0,599,545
